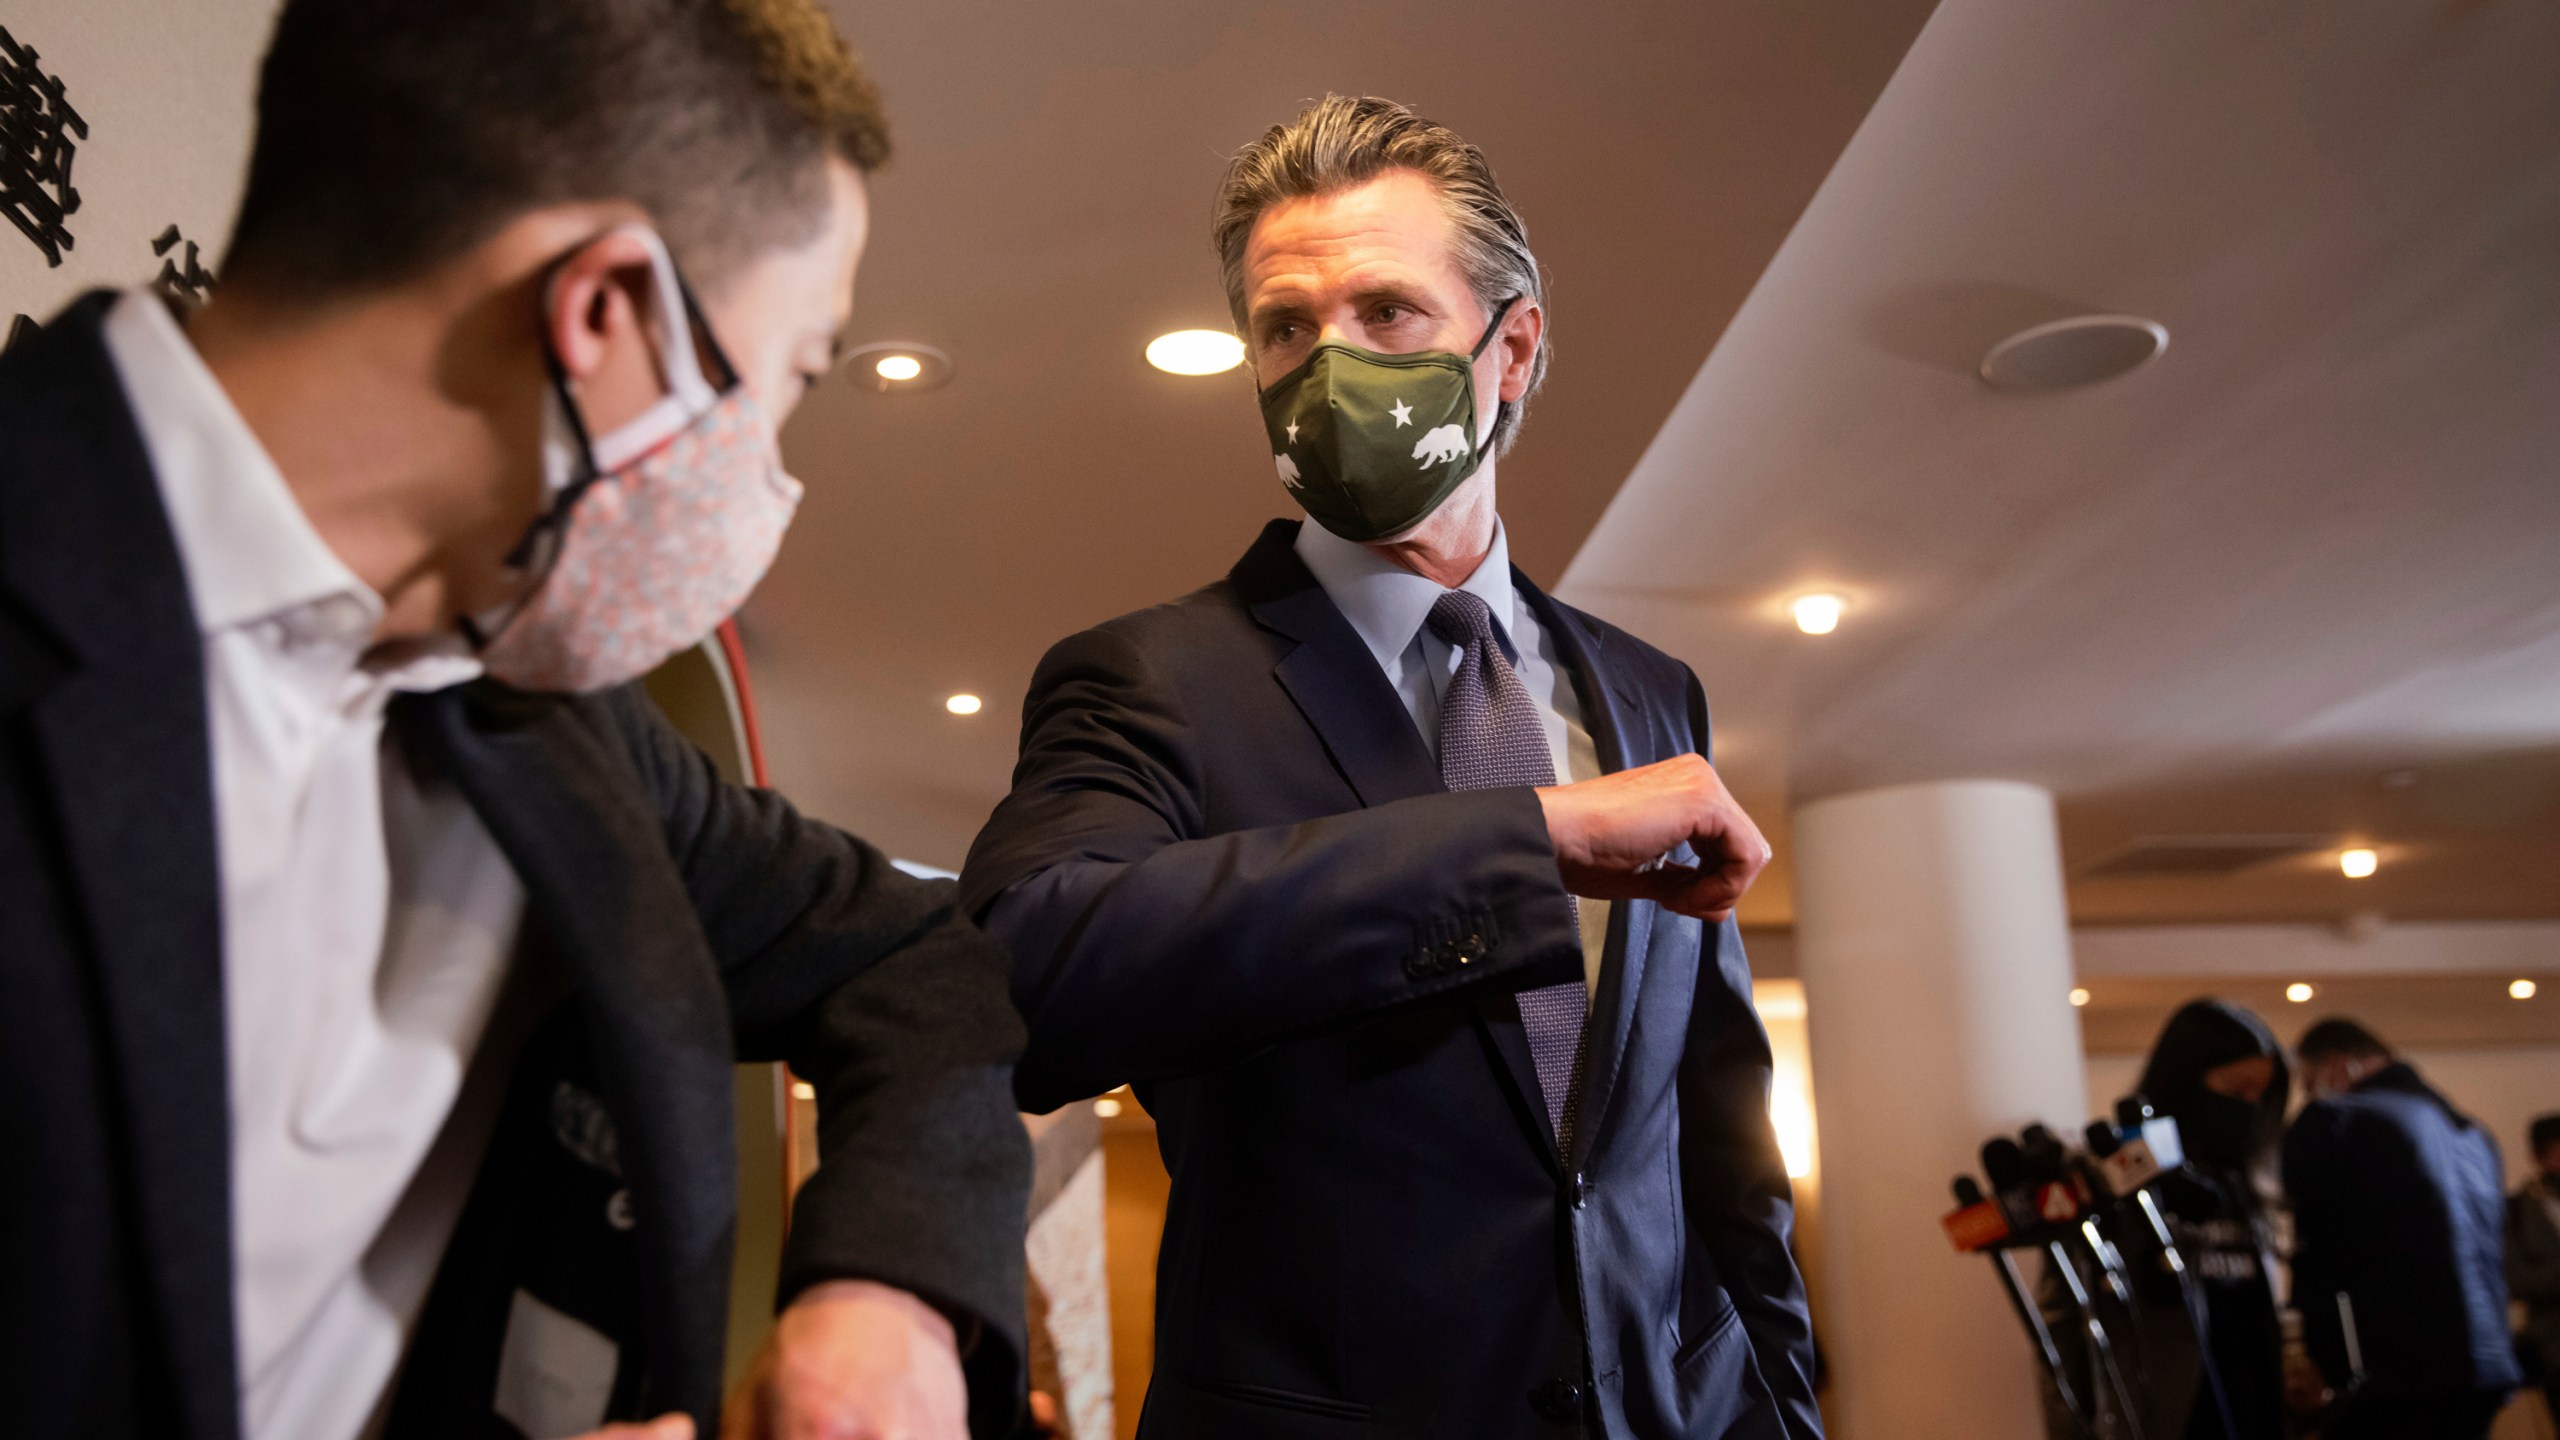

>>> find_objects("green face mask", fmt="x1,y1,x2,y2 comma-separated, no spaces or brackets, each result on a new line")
1258,297,1518,543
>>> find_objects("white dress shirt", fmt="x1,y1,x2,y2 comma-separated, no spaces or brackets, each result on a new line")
1294,518,1609,994
102,292,528,1440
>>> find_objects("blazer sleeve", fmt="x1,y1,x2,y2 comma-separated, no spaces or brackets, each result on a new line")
959,622,1584,1113
1670,665,1822,1437
606,689,1031,1436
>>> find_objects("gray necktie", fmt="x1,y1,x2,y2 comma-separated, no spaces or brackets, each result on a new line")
1427,589,1588,1147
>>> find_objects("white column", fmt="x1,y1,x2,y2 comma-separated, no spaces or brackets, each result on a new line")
1793,780,2086,1440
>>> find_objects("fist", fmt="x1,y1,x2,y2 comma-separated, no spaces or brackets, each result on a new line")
1537,754,1770,920
723,1279,969,1440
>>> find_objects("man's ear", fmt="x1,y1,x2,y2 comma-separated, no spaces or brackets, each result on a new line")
1495,299,1544,403
543,229,664,390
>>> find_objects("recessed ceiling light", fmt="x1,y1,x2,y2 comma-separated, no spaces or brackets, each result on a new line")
2286,982,2315,1003
2339,847,2379,879
2512,979,2538,1001
1791,593,1845,635
842,341,953,393
945,693,983,716
1093,1097,1123,1118
1147,329,1245,376
1980,315,2168,391
2068,987,2091,1008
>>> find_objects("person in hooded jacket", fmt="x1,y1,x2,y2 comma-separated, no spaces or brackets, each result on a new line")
2284,1017,2519,1439
2128,999,2293,1440
2129,999,2293,1434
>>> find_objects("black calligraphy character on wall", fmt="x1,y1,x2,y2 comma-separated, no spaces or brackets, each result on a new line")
152,224,218,310
1,26,87,267
6,313,36,354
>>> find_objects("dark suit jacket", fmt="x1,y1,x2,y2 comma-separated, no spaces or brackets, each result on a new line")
2283,1062,2521,1399
960,520,1819,1439
2505,1178,2560,1372
0,296,1032,1440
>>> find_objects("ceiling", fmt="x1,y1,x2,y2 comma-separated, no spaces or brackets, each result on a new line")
1559,0,2560,925
746,0,1940,865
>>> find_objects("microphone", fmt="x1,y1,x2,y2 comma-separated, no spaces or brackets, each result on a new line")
1980,1137,2046,1234
2092,1097,2186,1197
1942,1174,2013,1252
2018,1124,2094,1224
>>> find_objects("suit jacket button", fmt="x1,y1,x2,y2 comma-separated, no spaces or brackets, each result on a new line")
1570,1172,1591,1210
1405,950,1436,980
1530,1377,1585,1421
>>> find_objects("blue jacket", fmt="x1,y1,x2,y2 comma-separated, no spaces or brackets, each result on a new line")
2282,1063,2521,1398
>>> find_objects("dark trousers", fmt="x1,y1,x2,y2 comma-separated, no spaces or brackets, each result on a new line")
2323,1389,2507,1440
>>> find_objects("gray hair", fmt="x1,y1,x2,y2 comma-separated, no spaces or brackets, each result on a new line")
1212,94,1550,456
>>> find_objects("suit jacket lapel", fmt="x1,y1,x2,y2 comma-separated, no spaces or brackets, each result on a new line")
1234,521,1443,809
1234,523,1561,1160
1517,576,1658,1170
398,683,738,1424
2,296,242,1440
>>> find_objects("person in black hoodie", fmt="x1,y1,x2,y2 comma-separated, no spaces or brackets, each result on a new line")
2131,999,2292,1440
2285,1018,2520,1438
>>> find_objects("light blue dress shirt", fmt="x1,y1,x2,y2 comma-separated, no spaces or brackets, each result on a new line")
1294,518,1608,994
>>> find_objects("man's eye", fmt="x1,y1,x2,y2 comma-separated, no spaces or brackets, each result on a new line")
1373,304,1405,325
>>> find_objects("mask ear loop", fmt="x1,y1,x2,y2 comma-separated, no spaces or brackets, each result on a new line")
1470,295,1524,451
469,234,742,650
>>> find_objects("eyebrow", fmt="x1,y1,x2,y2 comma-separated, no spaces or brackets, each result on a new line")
1249,279,1440,332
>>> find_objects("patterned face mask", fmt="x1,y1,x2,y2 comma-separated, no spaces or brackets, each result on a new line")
473,226,804,694
1257,296,1517,543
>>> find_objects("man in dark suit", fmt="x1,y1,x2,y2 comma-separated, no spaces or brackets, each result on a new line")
2284,1018,2520,1438
0,3,1028,1438
2504,1114,2560,1422
962,96,1817,1438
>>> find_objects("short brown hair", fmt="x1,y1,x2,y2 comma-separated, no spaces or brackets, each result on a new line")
2296,1018,2391,1064
1213,95,1550,456
223,0,889,299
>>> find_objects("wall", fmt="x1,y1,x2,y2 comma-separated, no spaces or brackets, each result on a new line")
1,1,276,325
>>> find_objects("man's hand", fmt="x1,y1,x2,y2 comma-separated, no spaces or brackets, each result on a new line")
1536,755,1770,921
722,1279,969,1440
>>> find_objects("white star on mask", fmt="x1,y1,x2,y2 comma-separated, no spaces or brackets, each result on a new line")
1389,398,1413,428
1285,418,1300,443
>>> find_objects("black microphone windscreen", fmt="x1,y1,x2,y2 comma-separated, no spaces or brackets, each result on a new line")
2085,1120,2122,1158
1981,1137,2027,1189
1953,1175,1986,1205
2115,1094,2152,1128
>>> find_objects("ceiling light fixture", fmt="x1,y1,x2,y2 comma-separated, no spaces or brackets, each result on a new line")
1093,1097,1123,1118
2068,987,2091,1008
1980,314,2169,391
1791,593,1845,635
2513,979,2538,1001
2285,982,2315,1004
2339,847,2379,879
945,693,983,716
1147,329,1245,376
842,341,953,393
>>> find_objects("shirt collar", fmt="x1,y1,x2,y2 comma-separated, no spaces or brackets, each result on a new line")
102,289,378,637
101,291,482,692
1293,515,1523,668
